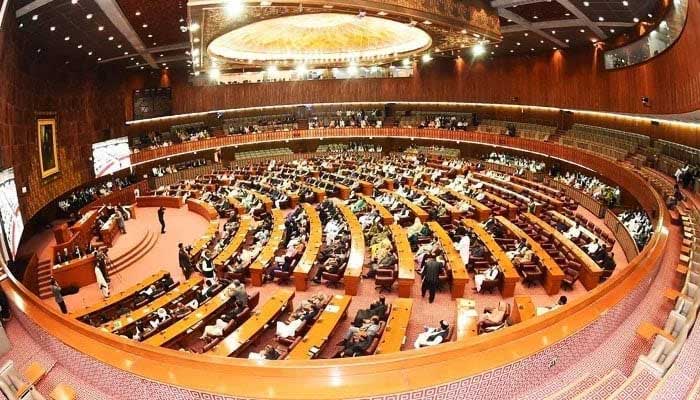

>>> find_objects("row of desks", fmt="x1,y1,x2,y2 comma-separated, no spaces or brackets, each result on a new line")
382,189,429,222
213,216,252,267
390,224,416,298
445,189,491,222
136,196,184,209
495,216,564,295
187,198,219,221
359,195,394,225
293,204,322,291
427,222,469,299
72,271,168,319
463,219,520,297
475,172,563,209
524,213,602,290
336,203,366,295
374,298,413,354
250,209,286,286
286,294,352,360
208,289,295,357
190,220,220,259
105,275,204,333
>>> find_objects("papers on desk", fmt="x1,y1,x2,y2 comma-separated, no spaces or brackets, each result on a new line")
308,346,320,357
464,309,478,318
325,304,340,313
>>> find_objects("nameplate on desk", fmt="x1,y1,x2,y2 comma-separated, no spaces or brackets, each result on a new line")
308,346,320,356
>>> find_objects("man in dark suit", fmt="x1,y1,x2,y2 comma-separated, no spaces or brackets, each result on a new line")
157,206,166,233
421,256,442,303
178,243,192,279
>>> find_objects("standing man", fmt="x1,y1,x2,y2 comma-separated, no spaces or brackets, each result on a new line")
50,278,67,314
178,243,192,279
421,255,442,304
157,206,166,234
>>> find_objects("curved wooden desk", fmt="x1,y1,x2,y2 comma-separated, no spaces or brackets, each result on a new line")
250,209,286,286
336,202,366,295
2,130,671,400
293,204,322,291
390,224,416,298
213,215,252,267
446,189,491,222
427,222,468,299
359,194,394,225
463,219,519,297
495,216,564,295
375,298,413,354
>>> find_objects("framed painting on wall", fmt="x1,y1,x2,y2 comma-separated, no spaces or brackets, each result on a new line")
37,117,59,178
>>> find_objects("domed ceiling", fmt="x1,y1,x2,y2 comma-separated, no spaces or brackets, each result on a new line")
207,13,433,67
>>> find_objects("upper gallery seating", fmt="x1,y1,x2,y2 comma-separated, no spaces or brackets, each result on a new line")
479,120,556,141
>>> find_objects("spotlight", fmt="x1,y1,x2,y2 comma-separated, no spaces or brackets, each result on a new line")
225,0,245,17
295,64,308,75
266,65,278,74
347,63,358,76
472,43,486,57
421,53,432,63
189,22,200,32
209,68,220,80
402,58,411,66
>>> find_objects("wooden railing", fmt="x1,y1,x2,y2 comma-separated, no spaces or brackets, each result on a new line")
151,163,223,189
1,129,669,400
604,209,640,261
78,181,149,214
547,179,606,218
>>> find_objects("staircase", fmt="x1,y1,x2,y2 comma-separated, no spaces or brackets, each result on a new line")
608,368,659,400
37,230,159,299
571,370,627,400
546,374,600,400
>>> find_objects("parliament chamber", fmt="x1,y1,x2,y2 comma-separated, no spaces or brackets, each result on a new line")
0,0,699,399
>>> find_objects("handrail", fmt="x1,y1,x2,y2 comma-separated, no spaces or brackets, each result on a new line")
1,129,669,400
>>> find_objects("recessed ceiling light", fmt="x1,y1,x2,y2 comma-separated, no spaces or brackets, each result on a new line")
71,0,78,4
622,0,629,5
18,23,23,28
580,29,586,33
598,16,605,21
32,14,38,20
88,51,93,55
490,51,494,55
583,1,589,6
633,17,640,22
36,48,41,53
153,42,157,45
142,24,148,28
610,28,615,33
647,13,653,18
565,39,570,43
140,66,144,70
524,32,529,36
98,26,104,31
533,15,538,19
117,44,122,48
130,57,134,60
516,42,521,46
148,34,153,38
98,57,102,61
77,44,82,48
162,63,167,66
190,23,200,32
531,48,534,51
108,36,114,40
86,13,93,19
135,11,141,16
193,38,200,43
553,47,557,50
540,40,544,43
124,51,129,55
50,26,55,31
564,13,570,16
159,53,164,57
551,30,556,34
509,50,514,53
64,36,70,41
495,44,499,48
179,18,185,23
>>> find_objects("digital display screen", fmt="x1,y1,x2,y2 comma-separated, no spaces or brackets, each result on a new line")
0,168,24,259
92,137,131,177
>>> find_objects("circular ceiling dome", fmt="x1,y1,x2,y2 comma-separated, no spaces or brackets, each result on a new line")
207,13,433,66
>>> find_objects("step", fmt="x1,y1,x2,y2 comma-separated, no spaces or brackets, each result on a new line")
38,231,158,299
608,368,659,400
688,376,700,400
573,370,626,400
547,374,599,400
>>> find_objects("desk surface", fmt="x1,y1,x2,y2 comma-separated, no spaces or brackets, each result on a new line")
72,271,168,319
190,220,220,258
455,298,478,340
446,189,491,220
549,211,599,243
143,283,238,347
428,222,468,282
214,216,252,266
359,194,394,225
511,295,536,324
525,213,602,275
462,219,519,281
209,289,295,357
495,216,563,279
390,225,415,281
249,209,286,272
295,203,322,275
375,298,413,354
286,295,352,360
382,190,429,222
105,276,203,333
336,202,366,279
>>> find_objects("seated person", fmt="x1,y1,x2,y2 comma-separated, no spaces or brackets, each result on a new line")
339,332,374,358
249,344,282,360
474,264,500,293
171,301,194,319
341,316,381,344
506,238,528,260
477,301,508,333
536,296,567,316
564,223,582,240
513,246,534,266
352,297,388,326
275,304,319,339
312,250,348,283
414,320,451,348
